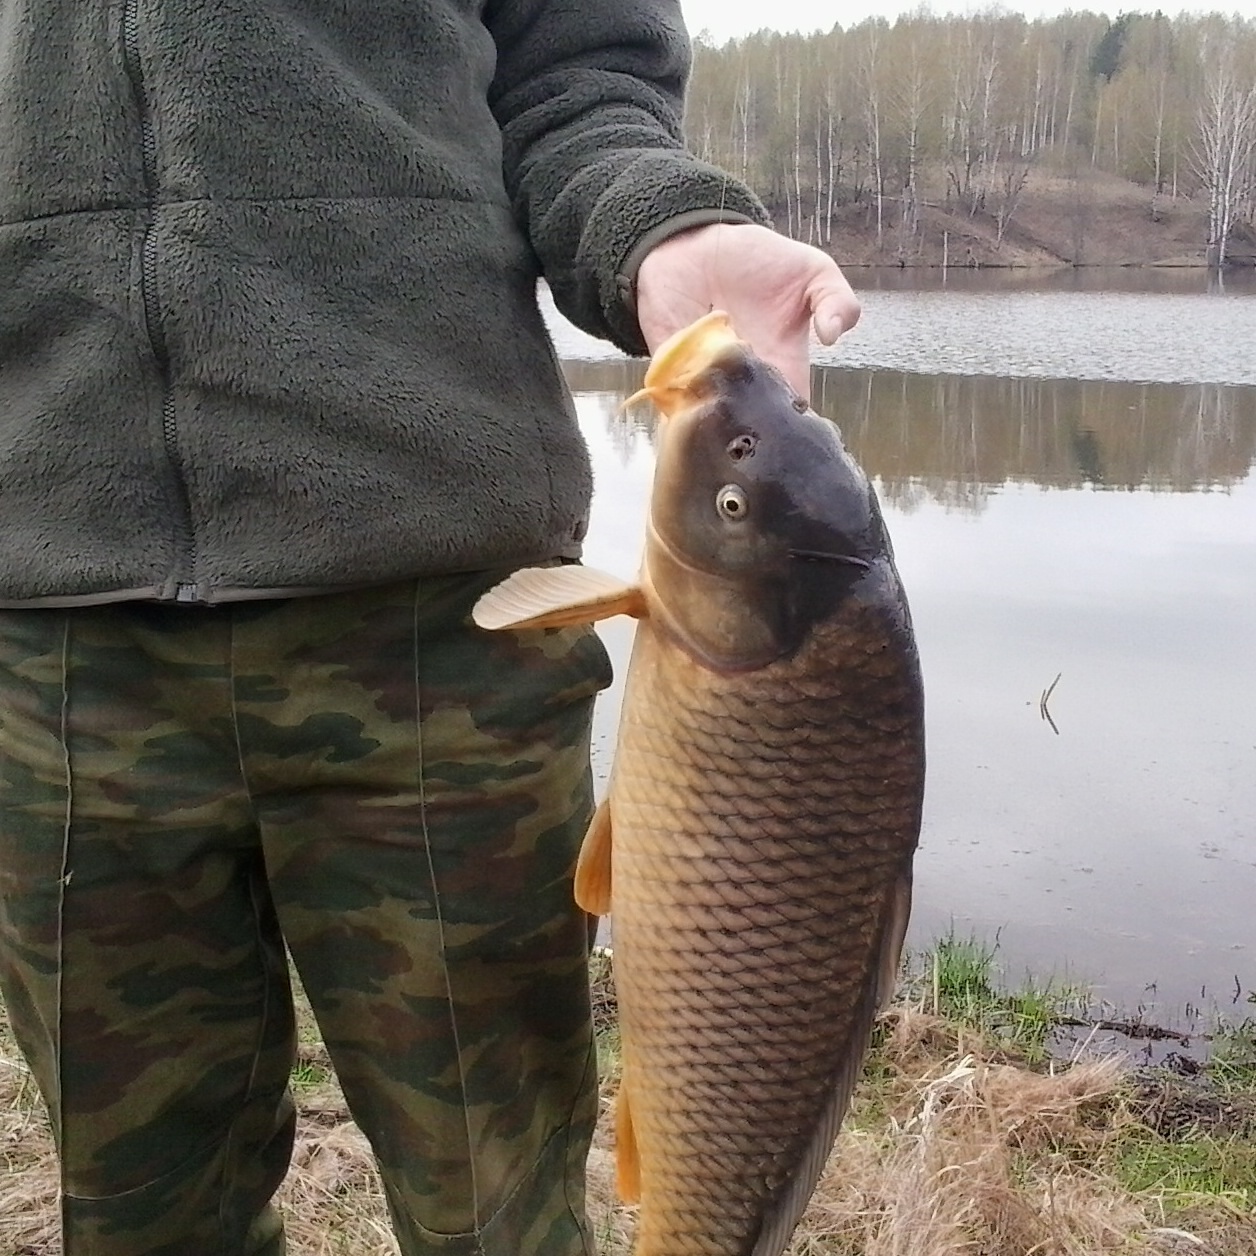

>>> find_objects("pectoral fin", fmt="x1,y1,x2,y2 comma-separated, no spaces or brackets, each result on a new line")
472,566,644,631
615,1080,641,1204
574,799,613,916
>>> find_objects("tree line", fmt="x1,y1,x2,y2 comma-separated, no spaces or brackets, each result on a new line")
684,11,1256,265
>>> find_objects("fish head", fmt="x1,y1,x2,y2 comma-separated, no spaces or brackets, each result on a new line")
634,312,891,669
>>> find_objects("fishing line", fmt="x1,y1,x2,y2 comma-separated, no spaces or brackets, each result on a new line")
713,165,729,315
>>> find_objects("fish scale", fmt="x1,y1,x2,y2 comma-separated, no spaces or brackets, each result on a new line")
611,592,921,1256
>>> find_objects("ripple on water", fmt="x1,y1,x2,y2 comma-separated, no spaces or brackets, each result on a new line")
541,279,1256,389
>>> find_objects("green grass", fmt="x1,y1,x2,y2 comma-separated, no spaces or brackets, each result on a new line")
290,1056,332,1092
289,975,336,1092
905,929,1090,1063
1116,1130,1256,1202
1108,1012,1256,1234
1210,1016,1256,1092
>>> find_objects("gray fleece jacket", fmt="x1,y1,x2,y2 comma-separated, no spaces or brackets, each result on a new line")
0,0,767,606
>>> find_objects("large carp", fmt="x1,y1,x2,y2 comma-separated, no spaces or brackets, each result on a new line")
473,312,925,1256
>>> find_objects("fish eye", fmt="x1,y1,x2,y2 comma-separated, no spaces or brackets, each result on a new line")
716,484,749,522
726,434,758,461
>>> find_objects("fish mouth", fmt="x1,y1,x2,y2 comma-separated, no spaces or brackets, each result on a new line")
788,550,873,567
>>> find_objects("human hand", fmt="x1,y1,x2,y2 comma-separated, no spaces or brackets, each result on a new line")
634,222,860,400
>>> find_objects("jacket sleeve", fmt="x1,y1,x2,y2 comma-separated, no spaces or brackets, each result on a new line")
483,0,770,355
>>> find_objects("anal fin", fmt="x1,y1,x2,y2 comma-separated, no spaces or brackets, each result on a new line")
875,868,913,1010
574,799,613,916
615,1081,641,1204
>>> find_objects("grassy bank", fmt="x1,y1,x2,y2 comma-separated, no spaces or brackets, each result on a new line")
3,941,1253,1255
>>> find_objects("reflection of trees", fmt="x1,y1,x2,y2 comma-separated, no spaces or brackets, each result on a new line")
885,476,996,515
1171,384,1249,486
562,360,646,400
562,359,1256,511
584,390,646,464
562,361,655,465
812,369,1256,507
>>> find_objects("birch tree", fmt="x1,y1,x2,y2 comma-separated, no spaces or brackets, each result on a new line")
1190,24,1256,267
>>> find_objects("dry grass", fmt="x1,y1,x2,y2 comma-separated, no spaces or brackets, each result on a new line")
1,1011,56,1256
587,1006,1254,1256
3,980,1254,1256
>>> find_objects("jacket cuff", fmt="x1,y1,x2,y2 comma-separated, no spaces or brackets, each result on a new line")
613,207,763,340
567,156,770,356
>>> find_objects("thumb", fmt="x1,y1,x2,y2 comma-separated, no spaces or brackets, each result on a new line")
809,281,862,346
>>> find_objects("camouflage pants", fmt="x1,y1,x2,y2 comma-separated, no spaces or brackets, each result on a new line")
0,573,611,1256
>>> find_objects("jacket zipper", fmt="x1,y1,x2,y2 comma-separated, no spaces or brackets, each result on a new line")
122,0,200,603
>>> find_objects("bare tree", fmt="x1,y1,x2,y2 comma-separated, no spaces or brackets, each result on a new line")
1190,26,1256,267
943,26,982,211
858,23,886,246
893,31,931,254
995,151,1036,246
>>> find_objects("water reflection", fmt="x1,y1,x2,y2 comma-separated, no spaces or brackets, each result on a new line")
822,372,1256,502
567,359,1256,1027
545,279,1256,387
564,360,1256,498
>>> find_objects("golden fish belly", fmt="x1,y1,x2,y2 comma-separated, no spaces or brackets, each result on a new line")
609,591,924,1256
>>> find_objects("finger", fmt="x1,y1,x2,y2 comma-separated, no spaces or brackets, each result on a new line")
810,281,862,346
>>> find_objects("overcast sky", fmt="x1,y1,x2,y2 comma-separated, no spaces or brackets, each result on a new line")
679,0,1256,43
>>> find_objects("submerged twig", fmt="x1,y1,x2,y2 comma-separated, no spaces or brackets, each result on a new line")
1039,672,1062,735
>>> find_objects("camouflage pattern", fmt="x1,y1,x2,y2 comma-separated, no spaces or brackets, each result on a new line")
0,571,611,1256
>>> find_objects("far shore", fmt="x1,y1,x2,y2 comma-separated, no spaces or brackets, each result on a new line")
770,168,1256,273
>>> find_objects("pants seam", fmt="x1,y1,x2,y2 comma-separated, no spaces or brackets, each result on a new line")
227,603,264,837
55,614,72,1235
63,1135,229,1202
411,581,486,1254
562,1035,599,1254
218,608,277,1254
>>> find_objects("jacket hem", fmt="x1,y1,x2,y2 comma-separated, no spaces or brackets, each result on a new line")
0,545,585,610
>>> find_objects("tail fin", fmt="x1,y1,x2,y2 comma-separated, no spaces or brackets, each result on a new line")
625,311,744,419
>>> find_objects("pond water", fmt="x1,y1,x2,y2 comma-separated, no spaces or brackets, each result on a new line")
544,270,1256,1035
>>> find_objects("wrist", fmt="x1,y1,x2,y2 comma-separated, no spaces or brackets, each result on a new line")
620,213,756,319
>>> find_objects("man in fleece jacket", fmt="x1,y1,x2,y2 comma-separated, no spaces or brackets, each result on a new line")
0,1,860,1253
